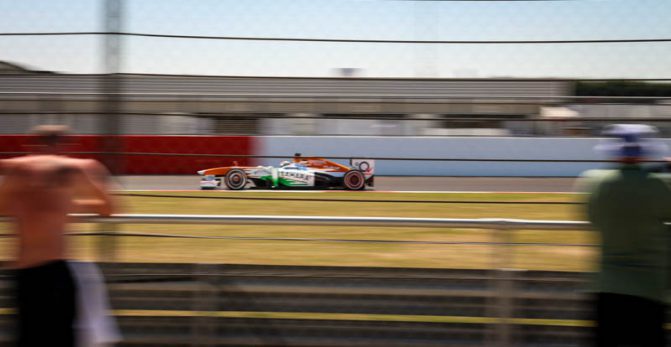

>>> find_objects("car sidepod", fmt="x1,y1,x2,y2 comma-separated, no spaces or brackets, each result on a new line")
276,167,316,187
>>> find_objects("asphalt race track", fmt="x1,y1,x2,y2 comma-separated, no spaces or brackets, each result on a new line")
117,176,578,193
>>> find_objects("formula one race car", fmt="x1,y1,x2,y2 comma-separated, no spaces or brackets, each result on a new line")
197,154,374,190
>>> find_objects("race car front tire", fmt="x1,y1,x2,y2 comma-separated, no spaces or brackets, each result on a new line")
343,170,366,190
224,169,248,190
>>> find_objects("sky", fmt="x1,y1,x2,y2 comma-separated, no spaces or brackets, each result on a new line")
0,0,670,78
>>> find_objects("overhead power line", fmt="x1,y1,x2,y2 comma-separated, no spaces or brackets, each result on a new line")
393,0,577,2
1,32,670,45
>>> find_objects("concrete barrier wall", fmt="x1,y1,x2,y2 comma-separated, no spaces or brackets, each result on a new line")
256,136,671,177
3,135,668,176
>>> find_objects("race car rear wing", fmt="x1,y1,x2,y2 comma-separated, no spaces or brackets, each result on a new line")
350,159,375,179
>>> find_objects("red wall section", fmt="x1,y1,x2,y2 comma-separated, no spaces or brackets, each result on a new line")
0,135,102,161
121,136,253,174
0,135,254,174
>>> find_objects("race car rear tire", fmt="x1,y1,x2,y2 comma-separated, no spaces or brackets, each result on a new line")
343,170,366,190
225,169,248,190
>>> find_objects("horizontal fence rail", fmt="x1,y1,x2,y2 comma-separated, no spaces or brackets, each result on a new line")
1,213,591,230
118,193,583,205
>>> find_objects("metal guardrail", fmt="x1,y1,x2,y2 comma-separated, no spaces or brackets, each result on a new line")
53,213,590,230
1,214,593,347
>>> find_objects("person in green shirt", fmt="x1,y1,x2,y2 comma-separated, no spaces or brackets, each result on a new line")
579,124,671,347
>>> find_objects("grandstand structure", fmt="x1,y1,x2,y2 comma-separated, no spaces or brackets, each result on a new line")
0,64,572,136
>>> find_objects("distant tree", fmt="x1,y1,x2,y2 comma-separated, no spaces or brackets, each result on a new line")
575,81,671,103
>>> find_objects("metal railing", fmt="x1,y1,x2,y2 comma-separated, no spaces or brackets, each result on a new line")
111,214,591,347
2,214,594,347
80,214,590,229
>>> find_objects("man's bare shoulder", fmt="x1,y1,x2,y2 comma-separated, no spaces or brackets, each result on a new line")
68,158,108,175
24,156,105,170
65,158,111,183
3,155,68,165
2,156,108,176
1,156,105,176
1,156,34,167
59,157,92,167
0,156,42,174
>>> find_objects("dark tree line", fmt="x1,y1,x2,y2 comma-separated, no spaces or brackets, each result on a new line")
576,81,671,100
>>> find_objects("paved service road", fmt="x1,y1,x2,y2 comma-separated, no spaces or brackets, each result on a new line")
117,176,578,193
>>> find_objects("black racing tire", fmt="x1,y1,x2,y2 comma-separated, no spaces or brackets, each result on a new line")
343,170,366,190
224,169,248,190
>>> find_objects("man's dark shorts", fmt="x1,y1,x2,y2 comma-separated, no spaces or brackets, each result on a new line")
594,292,666,347
15,260,77,347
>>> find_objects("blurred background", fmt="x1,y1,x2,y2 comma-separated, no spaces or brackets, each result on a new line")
1,1,671,346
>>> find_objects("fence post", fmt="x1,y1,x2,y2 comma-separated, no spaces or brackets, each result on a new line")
100,0,124,175
192,263,217,347
96,221,119,262
491,221,515,347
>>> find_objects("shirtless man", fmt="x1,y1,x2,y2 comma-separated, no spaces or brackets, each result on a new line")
0,125,116,347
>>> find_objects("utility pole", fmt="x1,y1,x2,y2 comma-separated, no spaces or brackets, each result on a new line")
100,0,124,175
98,0,124,261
